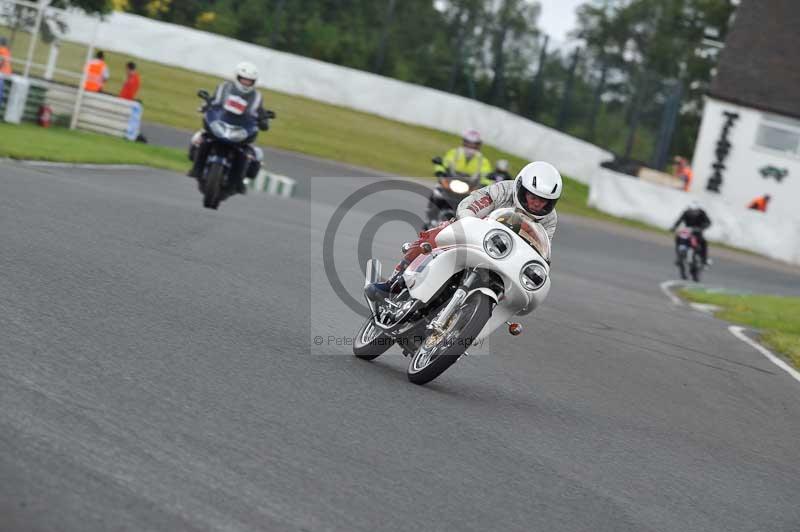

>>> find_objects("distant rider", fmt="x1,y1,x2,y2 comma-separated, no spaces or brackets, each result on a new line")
486,159,513,183
367,161,562,302
188,61,271,194
670,201,711,265
424,129,494,225
434,129,493,185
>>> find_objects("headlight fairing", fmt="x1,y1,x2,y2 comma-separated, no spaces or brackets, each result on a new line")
483,229,513,259
209,120,248,142
520,261,547,290
209,120,227,138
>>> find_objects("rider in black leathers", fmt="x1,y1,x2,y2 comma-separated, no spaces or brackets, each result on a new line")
670,202,711,265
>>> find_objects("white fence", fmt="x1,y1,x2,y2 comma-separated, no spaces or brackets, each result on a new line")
57,11,611,183
588,168,800,265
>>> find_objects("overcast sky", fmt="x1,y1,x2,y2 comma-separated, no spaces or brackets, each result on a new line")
536,0,586,46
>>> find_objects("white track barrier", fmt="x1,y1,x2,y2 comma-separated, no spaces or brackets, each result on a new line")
250,169,296,198
58,11,610,183
588,168,800,265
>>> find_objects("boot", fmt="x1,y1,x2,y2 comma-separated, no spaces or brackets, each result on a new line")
365,269,406,304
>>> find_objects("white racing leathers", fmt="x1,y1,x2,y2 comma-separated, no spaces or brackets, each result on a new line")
456,180,558,241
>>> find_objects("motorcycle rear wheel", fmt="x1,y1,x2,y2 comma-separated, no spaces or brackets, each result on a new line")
407,293,493,385
203,162,225,210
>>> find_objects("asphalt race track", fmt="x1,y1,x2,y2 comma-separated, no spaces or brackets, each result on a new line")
1,155,799,532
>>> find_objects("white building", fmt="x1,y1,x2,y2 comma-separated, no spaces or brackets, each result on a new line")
691,0,799,220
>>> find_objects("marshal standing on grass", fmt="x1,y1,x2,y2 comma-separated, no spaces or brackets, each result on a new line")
0,36,12,76
83,51,109,93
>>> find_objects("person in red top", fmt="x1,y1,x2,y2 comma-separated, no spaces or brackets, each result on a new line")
119,61,140,100
747,194,771,212
0,36,13,75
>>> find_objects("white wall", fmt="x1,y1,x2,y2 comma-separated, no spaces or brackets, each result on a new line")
588,168,800,265
60,11,611,182
691,97,800,221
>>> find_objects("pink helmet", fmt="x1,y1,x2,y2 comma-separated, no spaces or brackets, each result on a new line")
462,129,482,150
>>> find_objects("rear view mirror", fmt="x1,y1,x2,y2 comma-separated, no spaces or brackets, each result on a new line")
431,156,443,165
197,89,210,101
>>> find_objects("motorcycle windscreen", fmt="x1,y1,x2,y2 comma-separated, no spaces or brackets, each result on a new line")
488,208,551,261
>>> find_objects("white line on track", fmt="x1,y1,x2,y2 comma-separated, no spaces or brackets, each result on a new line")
659,280,686,306
729,326,800,384
659,279,800,385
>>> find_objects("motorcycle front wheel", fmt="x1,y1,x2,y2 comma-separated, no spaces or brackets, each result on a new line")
203,161,225,209
353,317,394,360
407,293,493,385
677,250,688,280
690,254,702,283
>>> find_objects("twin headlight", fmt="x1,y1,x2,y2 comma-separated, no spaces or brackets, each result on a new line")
483,229,513,259
483,230,547,290
209,120,248,142
520,261,547,291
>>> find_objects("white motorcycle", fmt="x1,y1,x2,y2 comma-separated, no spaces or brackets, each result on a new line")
353,208,552,385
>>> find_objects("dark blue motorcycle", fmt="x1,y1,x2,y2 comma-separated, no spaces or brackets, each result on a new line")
192,89,275,209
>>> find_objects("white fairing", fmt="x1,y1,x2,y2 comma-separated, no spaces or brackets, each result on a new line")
402,215,551,342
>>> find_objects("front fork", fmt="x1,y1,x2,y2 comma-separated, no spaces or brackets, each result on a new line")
427,269,480,334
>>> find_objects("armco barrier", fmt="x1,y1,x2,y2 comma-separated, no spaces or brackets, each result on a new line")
2,75,142,138
58,11,611,183
588,168,800,265
29,78,142,140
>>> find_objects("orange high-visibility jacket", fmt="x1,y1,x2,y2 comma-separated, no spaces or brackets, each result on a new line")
0,46,12,75
84,59,107,92
681,167,694,191
748,196,768,212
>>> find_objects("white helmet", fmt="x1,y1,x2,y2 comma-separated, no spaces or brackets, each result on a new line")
513,161,562,220
234,61,258,93
462,129,482,149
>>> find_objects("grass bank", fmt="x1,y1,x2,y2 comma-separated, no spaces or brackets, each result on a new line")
679,288,800,369
0,122,186,172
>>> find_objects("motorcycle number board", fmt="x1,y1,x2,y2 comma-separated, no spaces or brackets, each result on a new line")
223,95,248,115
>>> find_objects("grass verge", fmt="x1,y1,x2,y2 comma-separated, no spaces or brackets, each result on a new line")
0,122,186,172
679,288,800,369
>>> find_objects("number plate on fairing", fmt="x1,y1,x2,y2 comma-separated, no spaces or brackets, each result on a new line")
223,95,248,115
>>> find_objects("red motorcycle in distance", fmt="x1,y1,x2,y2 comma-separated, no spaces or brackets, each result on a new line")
675,228,704,282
